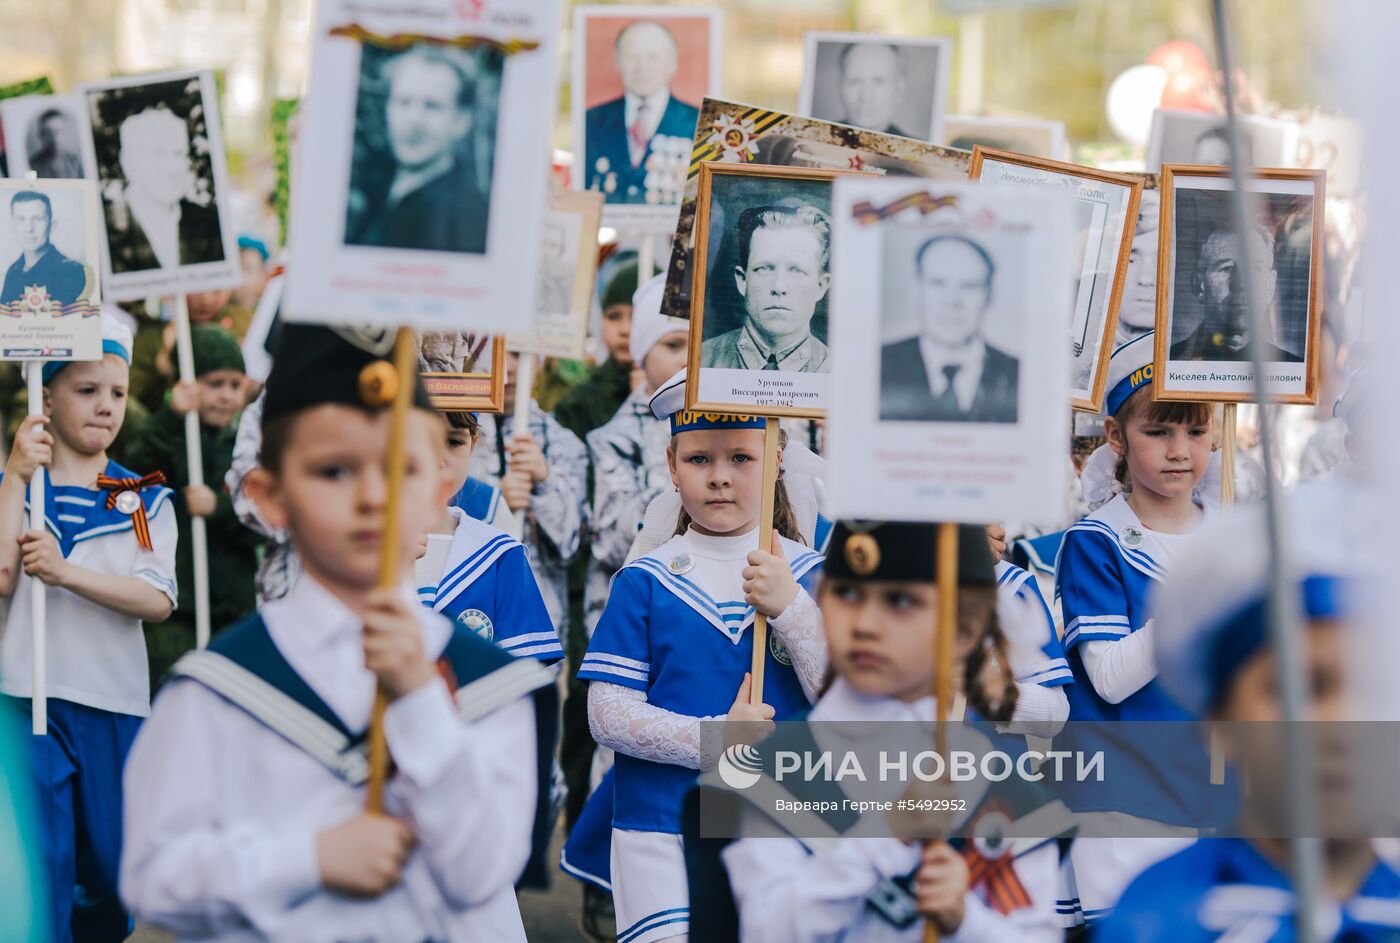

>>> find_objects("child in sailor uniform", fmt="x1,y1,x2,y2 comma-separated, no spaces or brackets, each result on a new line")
418,409,562,663
1098,490,1400,941
1053,333,1221,927
576,369,827,943
718,521,1070,942
0,318,177,942
120,325,557,943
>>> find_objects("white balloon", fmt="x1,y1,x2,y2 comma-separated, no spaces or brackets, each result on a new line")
1105,64,1168,147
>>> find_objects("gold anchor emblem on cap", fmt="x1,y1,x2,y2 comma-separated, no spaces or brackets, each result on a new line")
844,532,880,576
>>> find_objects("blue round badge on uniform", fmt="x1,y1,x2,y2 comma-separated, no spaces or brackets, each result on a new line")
769,632,792,667
456,608,494,643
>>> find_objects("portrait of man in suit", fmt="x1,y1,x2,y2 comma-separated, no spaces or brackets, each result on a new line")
836,43,909,137
26,108,83,179
2,190,88,306
583,20,702,205
880,234,1020,423
702,202,831,374
1169,220,1300,363
101,106,224,274
346,45,491,255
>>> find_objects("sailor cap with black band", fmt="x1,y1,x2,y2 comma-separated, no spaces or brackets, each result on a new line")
826,520,996,585
262,322,434,426
649,368,766,435
1102,331,1156,419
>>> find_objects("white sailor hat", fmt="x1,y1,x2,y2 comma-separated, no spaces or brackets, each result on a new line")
628,273,688,368
649,369,766,435
1102,332,1156,418
1153,489,1357,717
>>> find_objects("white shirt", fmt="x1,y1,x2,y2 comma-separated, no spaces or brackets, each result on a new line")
124,186,181,269
624,90,670,162
120,574,539,942
918,336,987,414
0,485,177,717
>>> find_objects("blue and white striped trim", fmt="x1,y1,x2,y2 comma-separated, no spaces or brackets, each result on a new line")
1063,614,1133,647
617,907,689,943
68,488,175,547
53,494,96,507
997,563,1035,595
559,847,611,892
1019,658,1074,686
1058,518,1167,583
580,652,650,684
57,514,84,524
631,556,745,640
431,533,518,611
500,631,564,660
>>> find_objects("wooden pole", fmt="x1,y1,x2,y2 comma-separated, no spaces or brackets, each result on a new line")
172,296,212,650
748,418,782,705
925,521,960,943
27,363,46,735
513,352,535,431
365,326,418,814
1219,402,1237,507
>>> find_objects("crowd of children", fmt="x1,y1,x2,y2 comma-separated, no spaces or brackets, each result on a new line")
0,230,1390,943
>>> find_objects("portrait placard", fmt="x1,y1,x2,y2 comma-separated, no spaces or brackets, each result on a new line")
1153,166,1324,405
0,178,102,360
799,32,952,143
572,5,721,232
826,177,1073,524
422,331,506,412
286,0,562,333
241,271,284,384
942,114,1066,160
1116,172,1159,346
77,70,240,301
660,98,970,323
1145,108,1299,173
970,147,1143,412
0,77,55,179
1,93,86,180
506,189,604,358
688,163,858,418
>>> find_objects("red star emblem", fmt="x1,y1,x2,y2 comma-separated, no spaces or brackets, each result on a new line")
848,154,866,171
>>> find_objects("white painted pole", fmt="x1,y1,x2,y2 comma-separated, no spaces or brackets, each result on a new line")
637,234,654,281
27,363,46,736
513,350,535,431
172,297,211,649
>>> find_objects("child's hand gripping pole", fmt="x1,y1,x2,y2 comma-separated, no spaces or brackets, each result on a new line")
172,295,212,650
26,363,46,735
365,327,419,814
748,418,782,706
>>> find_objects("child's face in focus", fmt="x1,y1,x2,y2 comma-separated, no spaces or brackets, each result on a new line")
642,331,688,393
667,428,766,536
601,302,633,366
196,369,246,429
44,356,129,456
442,424,476,497
253,406,448,592
820,579,983,703
1109,413,1211,502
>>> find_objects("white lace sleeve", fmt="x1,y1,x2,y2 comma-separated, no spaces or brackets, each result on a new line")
767,590,828,702
587,682,724,771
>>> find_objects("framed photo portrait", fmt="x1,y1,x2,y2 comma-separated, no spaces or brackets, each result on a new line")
660,98,970,323
78,70,240,301
969,147,1143,412
942,114,1066,161
287,0,562,334
799,32,952,143
826,176,1072,524
572,6,722,230
0,77,56,180
421,331,506,412
506,189,604,359
0,178,103,360
1153,166,1324,404
688,163,861,418
1116,172,1159,346
1145,108,1299,173
1,93,86,180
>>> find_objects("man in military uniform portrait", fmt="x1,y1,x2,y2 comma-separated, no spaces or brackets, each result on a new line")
2,190,87,306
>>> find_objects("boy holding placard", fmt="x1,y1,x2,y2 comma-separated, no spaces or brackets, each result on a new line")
0,317,177,943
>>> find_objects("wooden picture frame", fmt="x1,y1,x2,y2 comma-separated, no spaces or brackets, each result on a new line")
1152,165,1324,405
969,146,1143,413
687,161,862,419
422,333,507,413
798,31,953,143
506,189,604,359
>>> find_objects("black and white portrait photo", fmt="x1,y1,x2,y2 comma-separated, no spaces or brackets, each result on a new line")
1146,108,1298,172
79,70,238,300
420,331,505,412
1116,182,1160,344
536,216,575,317
1156,167,1324,404
0,94,85,179
827,177,1072,524
0,179,102,359
879,231,1020,424
509,189,603,359
344,42,502,255
800,33,952,142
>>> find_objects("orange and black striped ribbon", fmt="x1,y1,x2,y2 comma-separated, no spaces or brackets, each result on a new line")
96,472,167,551
962,844,1032,915
850,192,959,226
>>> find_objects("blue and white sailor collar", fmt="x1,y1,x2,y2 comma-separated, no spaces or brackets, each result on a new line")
1060,493,1197,584
429,510,523,613
22,459,173,557
626,529,823,644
